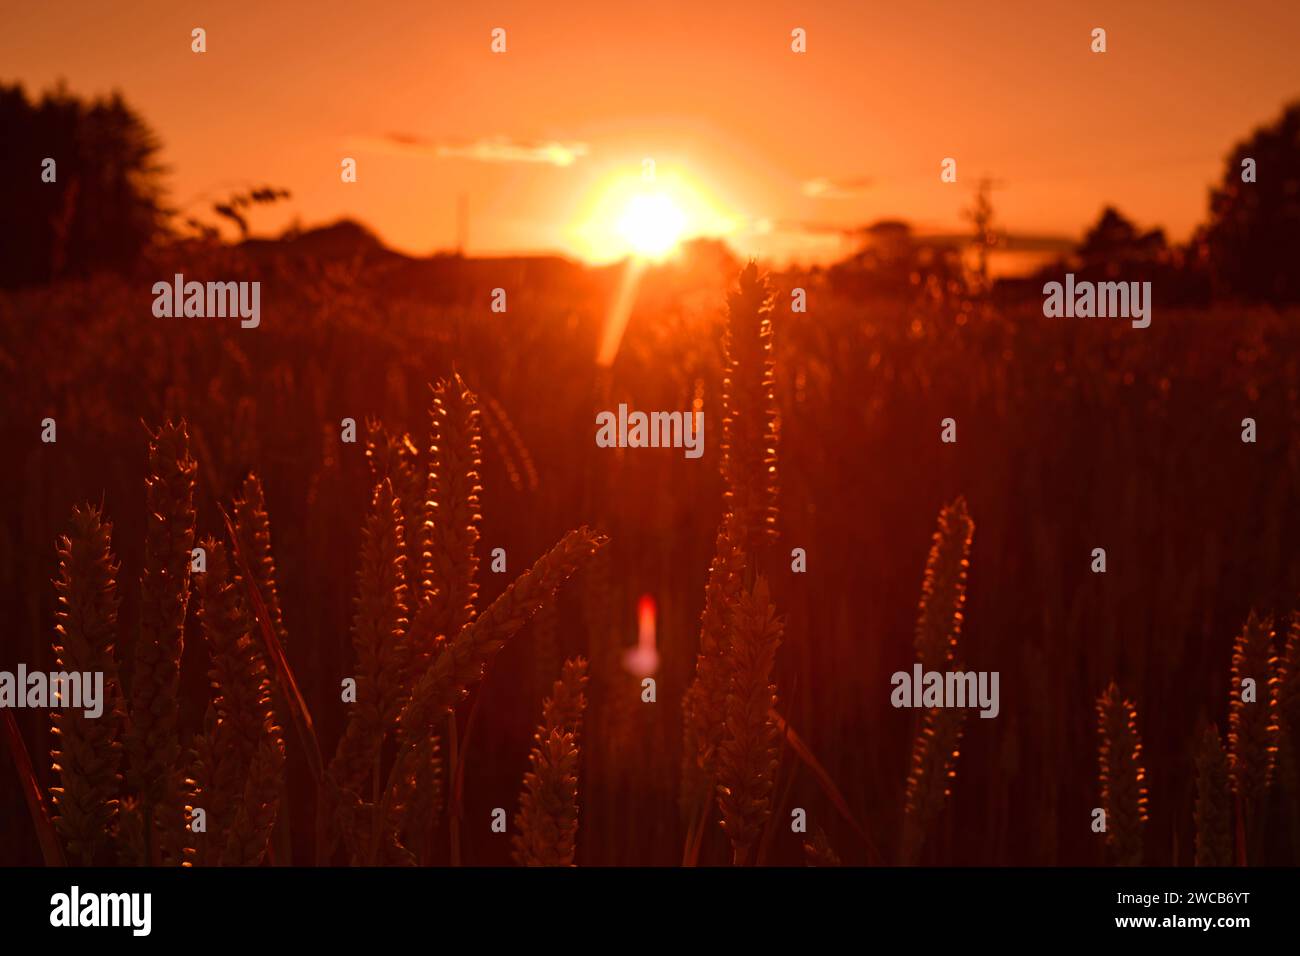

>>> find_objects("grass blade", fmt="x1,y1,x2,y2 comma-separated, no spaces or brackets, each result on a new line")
2,708,67,866
770,707,880,863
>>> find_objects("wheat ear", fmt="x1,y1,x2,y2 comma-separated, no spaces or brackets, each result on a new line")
716,578,783,866
720,261,780,557
232,473,289,656
392,731,443,864
362,422,441,861
1275,613,1300,844
190,706,227,865
191,537,284,865
222,735,285,865
411,374,483,661
1096,681,1148,866
1228,611,1279,810
901,497,974,864
329,479,409,801
544,657,589,736
48,504,125,865
914,496,974,671
410,377,483,864
231,471,293,864
1194,722,1232,866
682,264,778,841
513,657,589,866
680,513,747,819
126,420,196,866
365,421,428,628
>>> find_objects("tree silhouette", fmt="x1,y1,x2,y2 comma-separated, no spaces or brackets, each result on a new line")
1077,207,1167,276
0,82,168,289
1199,100,1300,302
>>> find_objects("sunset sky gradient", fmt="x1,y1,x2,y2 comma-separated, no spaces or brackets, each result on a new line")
3,0,1297,263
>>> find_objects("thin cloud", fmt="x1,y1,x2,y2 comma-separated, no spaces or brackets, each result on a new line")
350,133,588,167
802,176,874,199
775,219,862,237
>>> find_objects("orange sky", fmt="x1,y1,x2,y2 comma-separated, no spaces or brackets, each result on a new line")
3,0,1298,263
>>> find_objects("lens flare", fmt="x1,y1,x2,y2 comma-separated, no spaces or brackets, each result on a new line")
622,593,660,678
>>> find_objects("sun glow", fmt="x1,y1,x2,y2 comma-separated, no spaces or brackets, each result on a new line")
617,192,687,257
570,166,735,263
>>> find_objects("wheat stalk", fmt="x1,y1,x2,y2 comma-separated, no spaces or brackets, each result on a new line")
125,419,196,866
420,375,483,864
1277,614,1300,751
410,374,483,665
901,497,974,864
716,577,783,866
365,421,427,624
1228,611,1278,823
1275,613,1300,845
374,529,604,861
221,735,284,865
397,527,606,749
191,536,284,865
1228,611,1279,858
680,513,746,822
384,526,605,854
231,471,293,864
190,706,228,865
391,731,443,864
543,657,589,736
681,264,780,853
232,473,289,656
512,731,580,866
329,479,409,802
901,707,964,864
480,392,539,492
720,261,779,557
1194,722,1232,866
48,504,125,865
362,423,442,861
219,502,325,800
914,496,974,671
513,657,589,866
532,600,561,706
195,552,280,754
1096,681,1148,866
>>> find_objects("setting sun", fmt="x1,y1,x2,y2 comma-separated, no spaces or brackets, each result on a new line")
617,192,687,258
569,165,736,263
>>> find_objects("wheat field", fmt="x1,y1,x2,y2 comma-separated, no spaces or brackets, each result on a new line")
3,246,1299,868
